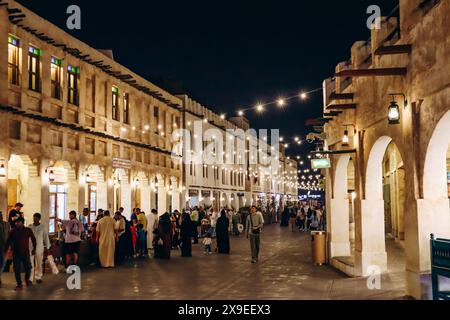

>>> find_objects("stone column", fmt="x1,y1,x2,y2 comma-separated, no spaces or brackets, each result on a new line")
120,171,132,219
40,159,50,227
157,176,167,215
140,181,151,216
78,163,87,213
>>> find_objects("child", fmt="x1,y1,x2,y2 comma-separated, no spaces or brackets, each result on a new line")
137,223,146,258
202,233,212,255
129,221,137,258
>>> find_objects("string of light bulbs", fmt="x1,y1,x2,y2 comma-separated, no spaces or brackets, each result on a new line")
232,87,323,116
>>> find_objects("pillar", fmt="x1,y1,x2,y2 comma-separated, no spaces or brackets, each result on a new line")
157,176,167,215
40,159,50,227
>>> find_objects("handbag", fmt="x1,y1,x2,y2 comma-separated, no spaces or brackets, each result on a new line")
250,215,261,234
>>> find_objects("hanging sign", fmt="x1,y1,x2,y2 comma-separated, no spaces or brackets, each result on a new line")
311,158,331,169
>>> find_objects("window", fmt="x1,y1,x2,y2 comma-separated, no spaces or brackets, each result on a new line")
8,35,20,85
123,93,130,124
112,86,119,121
51,57,63,99
49,184,67,234
28,46,41,92
67,65,80,105
153,106,159,133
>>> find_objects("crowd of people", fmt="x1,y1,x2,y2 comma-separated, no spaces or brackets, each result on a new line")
0,202,267,290
280,203,325,232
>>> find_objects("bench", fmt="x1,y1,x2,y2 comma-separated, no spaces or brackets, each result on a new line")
430,234,450,300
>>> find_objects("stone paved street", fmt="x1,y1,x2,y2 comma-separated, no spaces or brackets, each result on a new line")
0,225,407,300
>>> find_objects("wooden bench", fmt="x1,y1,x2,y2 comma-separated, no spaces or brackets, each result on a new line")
430,234,450,300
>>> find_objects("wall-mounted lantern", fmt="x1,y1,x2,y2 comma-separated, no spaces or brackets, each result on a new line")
388,93,407,125
0,164,6,178
342,129,349,146
48,170,55,182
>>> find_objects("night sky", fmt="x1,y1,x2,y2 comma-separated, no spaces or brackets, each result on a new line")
16,0,396,159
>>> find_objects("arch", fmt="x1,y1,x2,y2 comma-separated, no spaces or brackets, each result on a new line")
423,110,450,200
85,164,105,182
358,135,405,276
334,155,351,198
329,154,351,258
414,110,450,293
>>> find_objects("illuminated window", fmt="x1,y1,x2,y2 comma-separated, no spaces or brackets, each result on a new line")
8,35,20,85
51,57,62,99
49,184,67,234
112,86,119,121
67,65,80,105
123,92,130,124
28,46,41,92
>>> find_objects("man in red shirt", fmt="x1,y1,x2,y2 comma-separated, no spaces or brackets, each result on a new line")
4,217,36,290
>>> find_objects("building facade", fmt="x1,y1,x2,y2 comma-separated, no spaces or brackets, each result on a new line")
0,2,183,229
322,0,450,299
178,95,298,212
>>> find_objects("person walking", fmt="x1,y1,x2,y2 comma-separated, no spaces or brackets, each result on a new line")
114,211,126,264
232,210,241,236
58,211,84,267
8,202,24,229
216,210,230,254
88,210,103,266
28,213,50,283
4,217,36,290
190,207,199,244
136,209,148,253
172,210,181,250
0,211,11,288
155,212,172,259
246,206,264,264
180,211,192,257
148,209,159,251
96,210,116,268
289,208,297,232
210,208,218,238
79,208,89,239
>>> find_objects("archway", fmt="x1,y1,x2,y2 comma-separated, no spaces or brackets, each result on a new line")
415,110,450,297
7,155,39,224
113,168,131,218
357,136,406,276
85,164,107,223
134,171,150,215
329,154,352,258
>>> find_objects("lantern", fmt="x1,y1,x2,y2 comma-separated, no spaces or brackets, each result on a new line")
0,164,6,178
388,100,400,125
342,129,349,146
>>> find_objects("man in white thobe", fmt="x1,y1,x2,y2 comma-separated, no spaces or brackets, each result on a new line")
147,209,159,250
29,213,50,283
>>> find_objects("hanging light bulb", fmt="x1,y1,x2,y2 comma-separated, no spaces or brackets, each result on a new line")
277,98,285,107
238,110,244,116
256,104,264,112
220,114,226,120
300,92,308,100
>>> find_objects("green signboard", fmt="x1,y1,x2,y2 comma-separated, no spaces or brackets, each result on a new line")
311,158,331,169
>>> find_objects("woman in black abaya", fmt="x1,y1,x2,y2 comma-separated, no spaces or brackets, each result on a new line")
216,210,230,254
